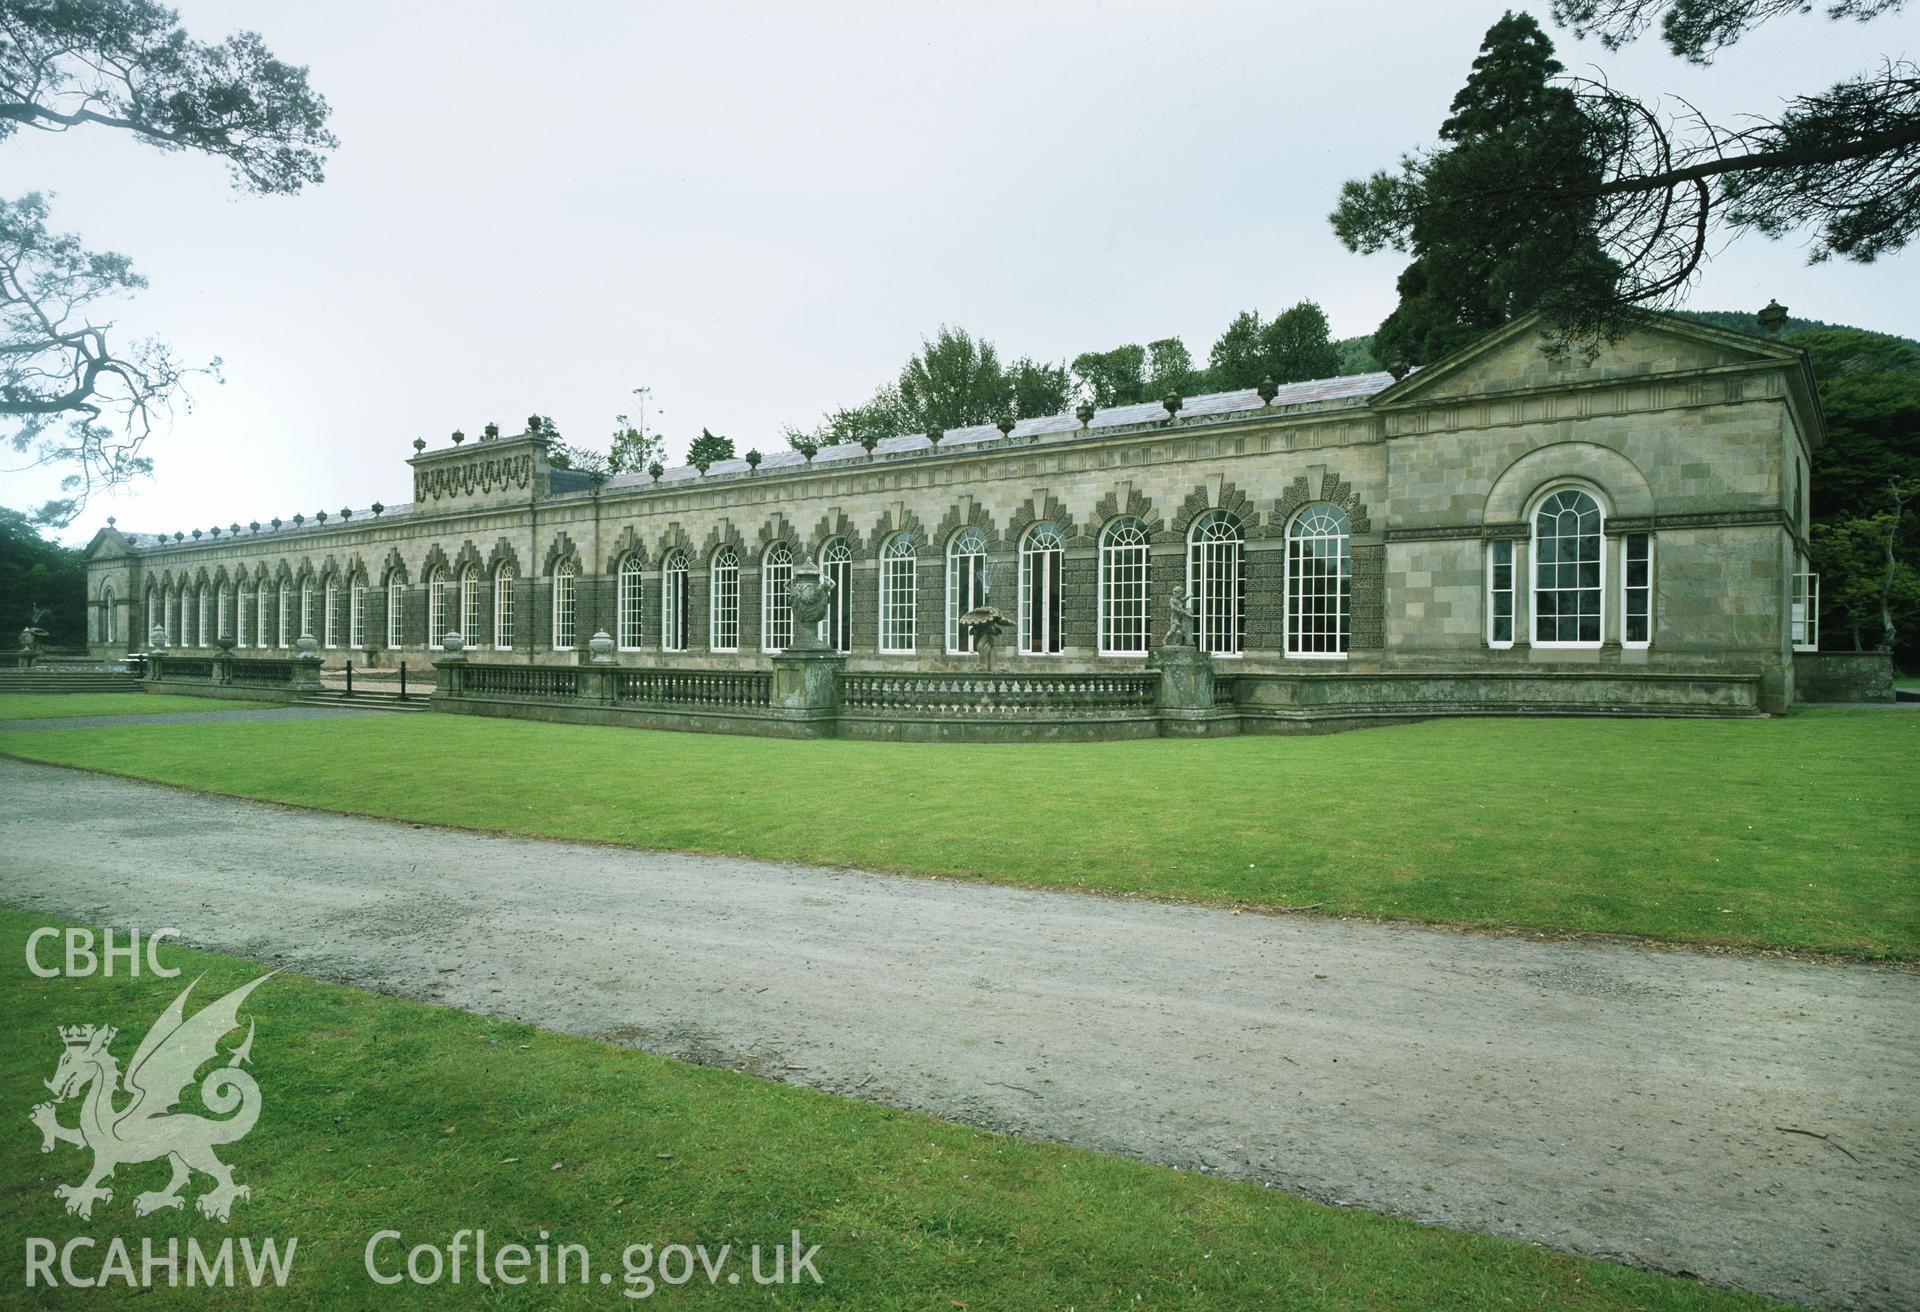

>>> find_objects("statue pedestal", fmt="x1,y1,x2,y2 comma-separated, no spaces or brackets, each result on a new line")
1150,643,1214,711
772,648,844,713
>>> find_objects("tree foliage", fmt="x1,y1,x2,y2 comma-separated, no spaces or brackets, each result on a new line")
0,503,86,645
1335,2,1919,358
686,427,734,469
0,0,334,524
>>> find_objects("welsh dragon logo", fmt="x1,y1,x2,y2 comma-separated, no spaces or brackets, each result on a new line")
30,973,272,1222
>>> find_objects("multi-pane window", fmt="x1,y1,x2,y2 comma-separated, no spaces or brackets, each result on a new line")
709,547,740,651
494,569,514,649
1488,540,1516,647
1791,565,1820,651
349,576,366,649
762,544,793,653
1019,523,1065,655
880,534,917,653
552,560,577,650
1187,512,1245,656
1623,533,1652,647
617,556,644,650
459,567,480,649
1532,488,1603,645
257,584,271,650
1285,505,1351,658
386,579,404,650
821,538,851,653
1098,519,1151,655
277,586,290,648
147,589,159,641
237,588,251,648
196,587,208,646
323,578,338,648
945,528,988,653
218,588,233,647
102,587,117,644
427,568,449,649
299,584,314,644
661,550,688,651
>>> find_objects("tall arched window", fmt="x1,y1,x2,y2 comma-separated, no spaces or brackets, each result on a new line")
552,560,577,650
427,567,449,648
102,586,117,644
1019,523,1065,655
216,586,231,646
236,584,251,648
348,573,367,650
880,534,917,654
256,579,270,650
1532,488,1604,646
459,566,480,649
761,544,793,653
617,555,645,650
709,547,740,652
945,528,988,653
1286,505,1351,658
196,585,209,647
1187,512,1245,656
661,550,688,651
385,577,404,650
298,580,314,643
1099,518,1151,655
322,576,339,648
821,538,851,653
493,568,515,650
146,587,159,641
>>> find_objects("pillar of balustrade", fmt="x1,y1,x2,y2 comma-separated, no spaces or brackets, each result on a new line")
429,630,466,699
579,630,618,704
292,633,326,693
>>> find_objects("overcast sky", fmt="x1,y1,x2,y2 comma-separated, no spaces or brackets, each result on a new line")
9,0,1915,544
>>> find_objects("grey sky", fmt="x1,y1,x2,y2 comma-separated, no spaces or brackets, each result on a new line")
9,0,1914,545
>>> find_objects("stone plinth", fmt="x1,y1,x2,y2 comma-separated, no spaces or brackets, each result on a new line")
772,649,845,713
1150,643,1214,711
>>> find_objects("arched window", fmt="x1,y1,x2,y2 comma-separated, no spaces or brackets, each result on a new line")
1532,488,1604,646
217,586,232,647
1099,518,1151,655
617,555,644,650
277,582,291,648
880,534,917,654
1019,523,1065,655
298,580,314,643
821,538,851,653
1187,512,1245,656
256,580,270,650
146,587,159,641
322,576,339,648
552,559,577,650
385,577,404,651
493,568,515,650
348,573,367,650
195,585,209,647
102,586,117,644
459,566,480,649
427,566,449,648
236,584,251,648
946,528,988,654
761,544,793,653
1286,505,1351,658
709,547,740,651
661,550,688,651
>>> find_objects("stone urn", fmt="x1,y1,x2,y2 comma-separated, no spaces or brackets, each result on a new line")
296,633,320,658
440,631,466,658
215,631,236,655
588,630,616,664
148,625,169,651
785,562,835,652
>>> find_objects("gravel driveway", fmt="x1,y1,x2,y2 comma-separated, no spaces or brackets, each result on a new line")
2,758,1913,1309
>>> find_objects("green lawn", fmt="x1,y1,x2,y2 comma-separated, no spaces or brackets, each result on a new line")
2,705,1914,958
0,910,1775,1310
0,692,276,719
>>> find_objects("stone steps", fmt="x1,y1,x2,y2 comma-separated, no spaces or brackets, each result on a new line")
0,674,145,694
290,689,434,714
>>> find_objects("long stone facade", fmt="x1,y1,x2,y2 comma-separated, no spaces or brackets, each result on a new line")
83,312,1826,726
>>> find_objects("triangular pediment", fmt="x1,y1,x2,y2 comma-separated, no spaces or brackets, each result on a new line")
83,527,134,560
1370,311,1803,408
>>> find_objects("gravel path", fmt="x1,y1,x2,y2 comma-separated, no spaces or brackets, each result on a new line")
2,758,1913,1310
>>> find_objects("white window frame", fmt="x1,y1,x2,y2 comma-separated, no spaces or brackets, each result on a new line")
1622,533,1653,649
102,586,117,644
1530,486,1606,648
1791,567,1820,652
257,583,271,650
821,538,852,653
1097,519,1151,657
552,560,577,651
427,568,448,649
323,579,338,649
945,528,989,654
1284,504,1351,659
196,587,208,647
1186,512,1244,658
236,587,250,648
298,584,314,644
277,586,290,649
494,569,515,650
761,544,793,654
1487,539,1516,649
147,588,159,640
217,587,232,647
709,547,740,652
386,579,404,651
1018,523,1065,655
617,556,644,651
349,577,366,650
879,534,917,654
661,551,688,651
459,567,480,650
